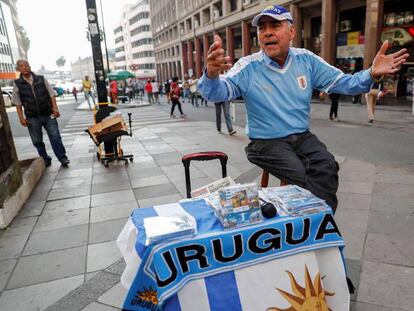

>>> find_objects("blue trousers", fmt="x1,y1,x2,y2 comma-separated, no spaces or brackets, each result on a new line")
84,90,95,109
27,116,67,162
245,131,339,212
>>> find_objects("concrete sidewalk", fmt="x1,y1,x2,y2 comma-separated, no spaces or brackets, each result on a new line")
0,99,413,311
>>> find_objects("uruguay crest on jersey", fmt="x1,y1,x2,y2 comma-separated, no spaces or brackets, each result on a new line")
297,75,307,90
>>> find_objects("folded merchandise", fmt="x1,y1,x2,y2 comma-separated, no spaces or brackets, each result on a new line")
144,215,196,245
262,185,330,216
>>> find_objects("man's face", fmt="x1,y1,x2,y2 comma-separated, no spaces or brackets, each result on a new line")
258,17,295,61
17,61,31,75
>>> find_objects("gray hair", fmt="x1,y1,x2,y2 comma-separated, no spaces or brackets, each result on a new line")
16,59,29,69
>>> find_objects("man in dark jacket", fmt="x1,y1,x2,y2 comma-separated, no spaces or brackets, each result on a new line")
12,59,69,167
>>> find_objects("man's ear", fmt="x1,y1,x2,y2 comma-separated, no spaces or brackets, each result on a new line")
289,24,296,41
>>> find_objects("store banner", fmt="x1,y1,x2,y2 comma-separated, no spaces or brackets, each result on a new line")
337,45,365,58
347,31,359,45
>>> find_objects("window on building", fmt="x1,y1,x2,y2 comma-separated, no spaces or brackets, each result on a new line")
129,11,149,25
186,18,192,31
115,36,124,43
202,8,211,24
228,0,238,12
114,26,123,34
194,13,200,28
179,22,185,35
131,38,153,47
132,51,154,59
130,25,150,37
115,46,125,53
137,63,155,69
213,1,223,18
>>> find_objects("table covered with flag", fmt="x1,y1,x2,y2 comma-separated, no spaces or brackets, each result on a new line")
117,199,350,311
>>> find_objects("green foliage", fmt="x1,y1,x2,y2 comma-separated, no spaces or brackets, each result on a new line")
19,26,30,58
56,56,66,68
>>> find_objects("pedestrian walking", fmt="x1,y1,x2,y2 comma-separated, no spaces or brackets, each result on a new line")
72,86,78,103
183,80,190,103
151,79,160,104
12,59,70,167
144,79,153,104
198,4,409,212
164,80,171,104
188,75,199,107
82,75,96,109
364,82,383,123
215,101,236,135
329,93,340,121
109,79,118,104
170,77,186,118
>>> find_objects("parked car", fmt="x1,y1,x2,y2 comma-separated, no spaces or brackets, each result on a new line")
381,28,414,47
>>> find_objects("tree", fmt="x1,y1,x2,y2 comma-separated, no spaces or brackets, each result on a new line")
19,26,30,59
56,56,66,68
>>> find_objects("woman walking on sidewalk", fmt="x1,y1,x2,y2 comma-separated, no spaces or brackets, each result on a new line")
364,82,383,123
170,77,186,118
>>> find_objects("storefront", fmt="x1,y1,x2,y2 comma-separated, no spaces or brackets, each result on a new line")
382,0,414,97
336,6,366,74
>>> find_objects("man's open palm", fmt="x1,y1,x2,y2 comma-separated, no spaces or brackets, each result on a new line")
371,40,409,77
206,35,232,79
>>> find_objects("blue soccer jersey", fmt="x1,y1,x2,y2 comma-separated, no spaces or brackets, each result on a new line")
198,48,373,139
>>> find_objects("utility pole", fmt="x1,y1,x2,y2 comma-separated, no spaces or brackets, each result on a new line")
85,0,107,106
99,0,111,74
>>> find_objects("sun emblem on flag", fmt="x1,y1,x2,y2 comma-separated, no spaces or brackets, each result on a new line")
135,286,158,305
266,265,335,311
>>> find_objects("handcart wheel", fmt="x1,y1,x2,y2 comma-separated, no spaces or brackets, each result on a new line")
104,162,109,168
129,158,134,162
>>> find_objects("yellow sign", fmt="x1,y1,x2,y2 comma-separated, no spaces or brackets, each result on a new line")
347,31,359,45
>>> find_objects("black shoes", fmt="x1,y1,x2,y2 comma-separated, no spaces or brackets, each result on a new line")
60,157,70,167
229,130,237,135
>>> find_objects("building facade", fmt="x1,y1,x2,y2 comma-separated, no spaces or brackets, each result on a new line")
151,0,414,98
0,0,25,84
70,51,115,82
113,0,156,80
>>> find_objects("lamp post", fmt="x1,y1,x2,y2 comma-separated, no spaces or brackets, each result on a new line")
99,0,111,74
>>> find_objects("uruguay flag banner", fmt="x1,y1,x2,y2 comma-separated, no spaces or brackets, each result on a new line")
117,199,350,311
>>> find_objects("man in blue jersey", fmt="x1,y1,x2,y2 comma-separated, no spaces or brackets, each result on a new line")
198,5,408,212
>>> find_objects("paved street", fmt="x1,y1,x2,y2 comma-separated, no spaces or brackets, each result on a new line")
0,96,413,310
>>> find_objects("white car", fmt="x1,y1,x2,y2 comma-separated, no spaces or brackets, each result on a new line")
381,28,413,47
2,89,13,107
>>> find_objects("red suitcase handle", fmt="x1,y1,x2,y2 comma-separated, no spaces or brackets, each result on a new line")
182,152,228,198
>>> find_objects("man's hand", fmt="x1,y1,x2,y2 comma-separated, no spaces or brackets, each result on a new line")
19,118,29,127
371,40,409,78
52,109,60,118
206,35,232,79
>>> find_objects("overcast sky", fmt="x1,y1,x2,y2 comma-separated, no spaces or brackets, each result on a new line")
16,0,134,71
